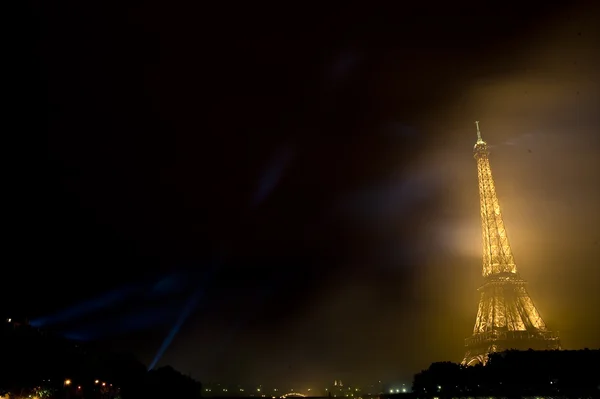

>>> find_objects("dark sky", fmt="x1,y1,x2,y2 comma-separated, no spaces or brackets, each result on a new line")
12,0,600,389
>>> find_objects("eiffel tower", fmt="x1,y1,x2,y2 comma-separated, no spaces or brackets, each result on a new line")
462,121,560,366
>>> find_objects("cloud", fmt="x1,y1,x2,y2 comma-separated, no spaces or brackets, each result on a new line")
62,303,179,341
252,144,294,207
339,165,443,224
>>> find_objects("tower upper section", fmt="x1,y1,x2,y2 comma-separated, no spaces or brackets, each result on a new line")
473,121,517,277
473,120,488,155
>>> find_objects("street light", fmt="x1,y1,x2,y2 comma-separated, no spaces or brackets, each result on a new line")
64,379,71,386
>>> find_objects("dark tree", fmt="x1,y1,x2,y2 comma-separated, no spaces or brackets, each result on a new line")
0,322,201,399
412,350,600,398
134,366,202,399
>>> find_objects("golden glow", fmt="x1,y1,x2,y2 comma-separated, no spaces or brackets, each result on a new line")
462,124,559,366
64,379,71,386
95,380,99,384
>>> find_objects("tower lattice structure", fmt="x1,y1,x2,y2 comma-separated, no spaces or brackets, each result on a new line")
462,121,560,366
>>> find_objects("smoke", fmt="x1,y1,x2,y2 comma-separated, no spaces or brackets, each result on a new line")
63,303,180,341
252,144,294,207
429,2,600,352
148,144,296,368
339,165,442,223
30,273,187,328
148,286,205,370
30,284,140,328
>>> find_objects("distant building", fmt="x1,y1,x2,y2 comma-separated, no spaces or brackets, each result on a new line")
326,380,362,398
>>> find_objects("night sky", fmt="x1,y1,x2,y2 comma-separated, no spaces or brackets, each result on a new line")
12,0,600,388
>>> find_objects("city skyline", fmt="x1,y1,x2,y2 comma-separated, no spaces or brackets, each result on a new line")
13,0,600,387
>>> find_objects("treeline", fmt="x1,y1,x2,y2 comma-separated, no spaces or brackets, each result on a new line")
412,349,600,398
0,322,201,398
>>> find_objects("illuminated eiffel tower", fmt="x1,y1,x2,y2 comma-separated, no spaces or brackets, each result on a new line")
461,121,560,366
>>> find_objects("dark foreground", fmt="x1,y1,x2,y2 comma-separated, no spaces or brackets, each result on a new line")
1,321,599,399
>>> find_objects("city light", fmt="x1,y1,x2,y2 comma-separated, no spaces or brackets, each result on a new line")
198,382,411,397
64,379,71,386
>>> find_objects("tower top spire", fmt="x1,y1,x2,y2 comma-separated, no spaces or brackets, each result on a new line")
475,120,483,143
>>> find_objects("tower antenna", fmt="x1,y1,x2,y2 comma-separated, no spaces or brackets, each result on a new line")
475,120,482,142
